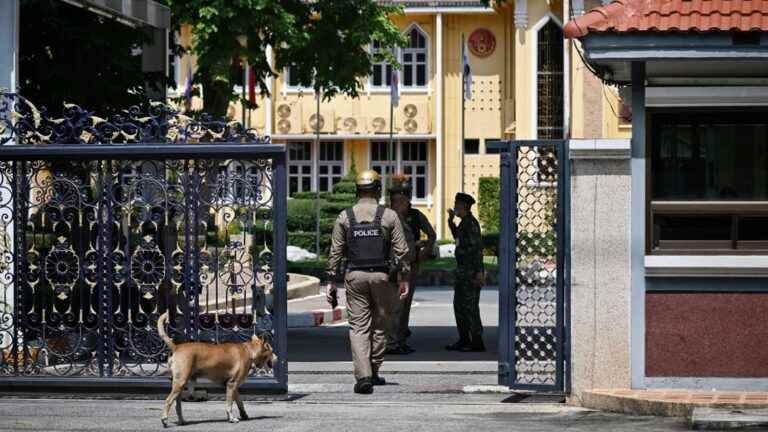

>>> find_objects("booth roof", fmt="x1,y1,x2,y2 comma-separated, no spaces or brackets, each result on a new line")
565,0,768,38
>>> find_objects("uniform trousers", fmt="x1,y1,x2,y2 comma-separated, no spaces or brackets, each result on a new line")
345,270,397,380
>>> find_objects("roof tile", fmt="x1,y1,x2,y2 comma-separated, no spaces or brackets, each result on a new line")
564,0,768,38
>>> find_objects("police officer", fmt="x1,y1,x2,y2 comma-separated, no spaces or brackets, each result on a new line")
446,192,486,352
324,170,411,394
386,175,436,355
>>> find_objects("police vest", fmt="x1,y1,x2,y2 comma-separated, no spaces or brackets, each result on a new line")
345,206,389,271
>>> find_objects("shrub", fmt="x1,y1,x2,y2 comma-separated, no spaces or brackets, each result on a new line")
287,199,317,231
332,180,357,195
291,191,319,200
478,177,501,233
322,193,356,203
482,232,500,257
320,201,349,217
287,231,316,251
517,231,556,260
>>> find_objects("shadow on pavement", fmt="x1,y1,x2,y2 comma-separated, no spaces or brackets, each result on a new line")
287,325,498,362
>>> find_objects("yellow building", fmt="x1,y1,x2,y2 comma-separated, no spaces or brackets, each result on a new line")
174,0,630,239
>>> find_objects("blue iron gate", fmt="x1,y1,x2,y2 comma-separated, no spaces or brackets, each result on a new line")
0,93,287,391
498,139,570,392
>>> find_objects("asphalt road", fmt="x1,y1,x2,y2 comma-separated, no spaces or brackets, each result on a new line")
0,286,693,431
288,286,500,364
0,396,691,432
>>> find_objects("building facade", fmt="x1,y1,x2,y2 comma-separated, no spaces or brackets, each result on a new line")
175,0,630,239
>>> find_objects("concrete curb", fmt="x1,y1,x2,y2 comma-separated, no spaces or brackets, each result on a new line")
690,407,768,430
288,306,349,328
287,273,320,300
581,391,768,418
581,391,692,417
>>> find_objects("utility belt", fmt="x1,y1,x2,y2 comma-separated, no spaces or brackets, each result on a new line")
346,266,389,274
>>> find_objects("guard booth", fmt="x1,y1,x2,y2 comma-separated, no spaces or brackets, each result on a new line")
490,139,571,393
0,92,288,392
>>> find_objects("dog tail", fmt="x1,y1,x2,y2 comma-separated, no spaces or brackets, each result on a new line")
157,312,176,351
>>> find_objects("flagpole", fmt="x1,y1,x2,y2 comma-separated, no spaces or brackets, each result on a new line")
460,33,466,193
387,86,394,198
386,52,399,202
315,85,321,257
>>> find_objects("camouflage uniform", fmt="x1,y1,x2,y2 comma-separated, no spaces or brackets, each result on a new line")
388,207,435,352
448,209,484,348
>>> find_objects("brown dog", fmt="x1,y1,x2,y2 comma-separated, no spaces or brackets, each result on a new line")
157,312,276,427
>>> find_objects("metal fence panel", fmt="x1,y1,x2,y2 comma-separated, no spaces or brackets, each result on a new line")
498,139,569,392
0,93,287,391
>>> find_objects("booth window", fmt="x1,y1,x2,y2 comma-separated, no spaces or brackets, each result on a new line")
649,111,768,254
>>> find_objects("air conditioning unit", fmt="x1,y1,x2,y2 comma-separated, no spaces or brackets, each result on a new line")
304,109,336,133
339,116,367,134
275,103,301,134
369,116,389,134
397,102,430,134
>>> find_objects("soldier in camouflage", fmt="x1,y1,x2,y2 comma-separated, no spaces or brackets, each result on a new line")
446,192,486,352
386,174,436,355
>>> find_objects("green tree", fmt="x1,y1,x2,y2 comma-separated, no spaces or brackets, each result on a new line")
163,0,406,117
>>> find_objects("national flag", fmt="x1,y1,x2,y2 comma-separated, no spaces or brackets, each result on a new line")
184,59,193,111
390,50,400,108
462,39,472,101
248,64,256,105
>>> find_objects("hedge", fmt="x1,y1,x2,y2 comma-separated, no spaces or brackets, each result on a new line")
332,181,357,195
291,191,319,200
283,162,359,253
478,177,501,234
322,193,356,203
518,231,556,259
287,231,315,251
287,199,317,231
482,232,499,257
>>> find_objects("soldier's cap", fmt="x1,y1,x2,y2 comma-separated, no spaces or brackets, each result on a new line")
388,174,412,194
454,192,476,206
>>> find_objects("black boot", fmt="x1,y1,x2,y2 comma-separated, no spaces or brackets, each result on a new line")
354,377,374,394
445,340,470,351
372,375,386,386
460,338,486,352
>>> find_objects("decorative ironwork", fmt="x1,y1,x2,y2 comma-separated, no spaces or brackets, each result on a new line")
499,140,567,392
0,92,286,389
0,91,270,146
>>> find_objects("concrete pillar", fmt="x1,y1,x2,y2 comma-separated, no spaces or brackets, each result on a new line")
568,140,632,403
630,62,647,389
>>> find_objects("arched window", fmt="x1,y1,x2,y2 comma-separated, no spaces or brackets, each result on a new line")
371,40,393,88
536,19,564,139
402,25,428,88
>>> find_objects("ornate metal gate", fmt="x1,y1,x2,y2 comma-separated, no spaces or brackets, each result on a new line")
0,93,287,391
498,139,569,392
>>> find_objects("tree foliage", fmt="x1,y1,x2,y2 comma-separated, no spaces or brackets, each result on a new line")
163,0,406,116
18,0,167,114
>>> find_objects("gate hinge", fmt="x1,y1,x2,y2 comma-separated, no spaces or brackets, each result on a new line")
498,362,510,378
